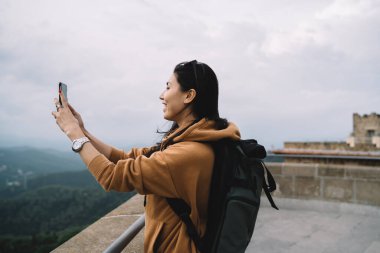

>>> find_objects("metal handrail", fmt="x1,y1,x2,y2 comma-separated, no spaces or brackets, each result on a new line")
103,214,145,253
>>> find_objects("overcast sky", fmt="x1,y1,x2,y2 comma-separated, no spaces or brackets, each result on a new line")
0,0,379,151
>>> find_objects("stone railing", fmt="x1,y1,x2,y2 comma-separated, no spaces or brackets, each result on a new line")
267,162,380,206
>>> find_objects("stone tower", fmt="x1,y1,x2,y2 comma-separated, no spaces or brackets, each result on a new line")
347,113,380,148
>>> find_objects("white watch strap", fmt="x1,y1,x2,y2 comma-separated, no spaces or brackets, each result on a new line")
73,137,90,144
72,137,90,152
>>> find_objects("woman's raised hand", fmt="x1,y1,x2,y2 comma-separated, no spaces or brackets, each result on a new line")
51,91,82,139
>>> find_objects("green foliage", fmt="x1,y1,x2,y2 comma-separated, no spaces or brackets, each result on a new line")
27,170,99,189
0,232,67,253
0,185,133,236
0,167,135,253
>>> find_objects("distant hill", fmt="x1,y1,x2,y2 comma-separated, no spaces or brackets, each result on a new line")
27,170,99,189
0,169,100,198
0,146,88,190
0,146,86,173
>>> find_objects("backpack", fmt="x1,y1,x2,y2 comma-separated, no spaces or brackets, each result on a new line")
166,139,279,253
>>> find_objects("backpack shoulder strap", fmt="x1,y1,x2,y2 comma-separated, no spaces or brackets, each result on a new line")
238,139,279,210
166,198,203,252
261,162,279,210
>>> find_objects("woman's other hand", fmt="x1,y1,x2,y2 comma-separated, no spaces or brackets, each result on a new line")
52,91,84,140
68,103,85,131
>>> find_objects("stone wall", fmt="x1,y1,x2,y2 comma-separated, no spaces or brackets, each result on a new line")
267,162,380,206
284,142,350,150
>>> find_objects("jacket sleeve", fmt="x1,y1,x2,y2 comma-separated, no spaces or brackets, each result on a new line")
87,142,213,199
87,148,178,197
108,146,155,164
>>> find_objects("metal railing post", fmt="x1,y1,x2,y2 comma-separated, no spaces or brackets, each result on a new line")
103,214,145,253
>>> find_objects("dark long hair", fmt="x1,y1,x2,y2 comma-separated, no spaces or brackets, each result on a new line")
170,60,227,131
148,60,228,155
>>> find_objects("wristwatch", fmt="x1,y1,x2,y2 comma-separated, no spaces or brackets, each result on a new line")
72,137,90,152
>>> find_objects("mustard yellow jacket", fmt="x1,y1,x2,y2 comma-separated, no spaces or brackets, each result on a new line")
87,118,240,252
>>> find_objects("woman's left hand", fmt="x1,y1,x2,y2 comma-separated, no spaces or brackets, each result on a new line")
51,91,83,140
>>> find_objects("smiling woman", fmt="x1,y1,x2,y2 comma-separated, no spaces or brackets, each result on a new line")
51,60,241,253
160,74,197,125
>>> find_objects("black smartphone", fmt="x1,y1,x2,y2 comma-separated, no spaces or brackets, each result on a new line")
58,82,68,106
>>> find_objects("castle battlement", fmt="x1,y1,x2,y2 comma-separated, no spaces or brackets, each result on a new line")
347,112,380,148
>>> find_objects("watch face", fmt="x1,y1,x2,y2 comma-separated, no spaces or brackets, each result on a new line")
73,141,82,151
72,137,89,152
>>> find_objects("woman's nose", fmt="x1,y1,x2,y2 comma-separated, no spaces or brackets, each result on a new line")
159,90,165,100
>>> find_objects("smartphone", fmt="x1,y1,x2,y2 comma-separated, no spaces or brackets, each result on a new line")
58,82,68,106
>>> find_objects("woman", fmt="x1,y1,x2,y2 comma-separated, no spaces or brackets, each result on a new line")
52,60,240,252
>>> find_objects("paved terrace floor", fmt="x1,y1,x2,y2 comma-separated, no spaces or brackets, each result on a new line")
249,198,380,253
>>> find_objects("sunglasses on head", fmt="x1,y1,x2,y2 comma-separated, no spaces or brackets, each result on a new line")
179,60,205,87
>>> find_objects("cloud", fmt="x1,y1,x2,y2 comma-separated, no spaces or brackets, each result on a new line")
0,0,379,150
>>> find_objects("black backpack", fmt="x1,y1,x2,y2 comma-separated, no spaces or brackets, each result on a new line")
166,139,278,253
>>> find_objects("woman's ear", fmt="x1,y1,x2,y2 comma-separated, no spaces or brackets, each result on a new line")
184,89,196,104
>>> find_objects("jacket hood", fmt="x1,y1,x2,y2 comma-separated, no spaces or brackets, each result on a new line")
163,118,241,145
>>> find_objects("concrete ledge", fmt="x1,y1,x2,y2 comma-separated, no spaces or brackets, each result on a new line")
52,194,145,253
